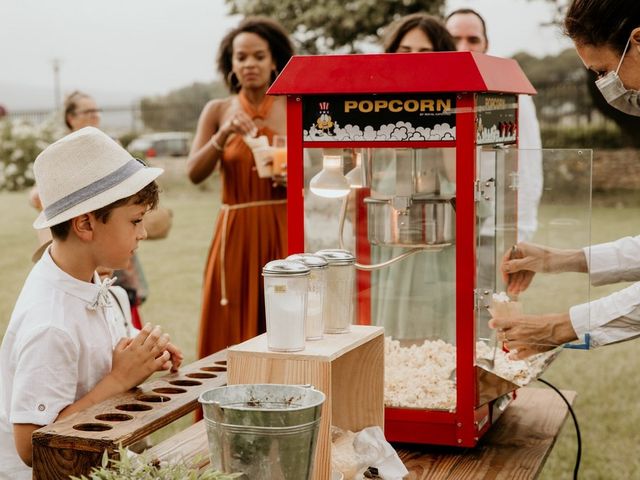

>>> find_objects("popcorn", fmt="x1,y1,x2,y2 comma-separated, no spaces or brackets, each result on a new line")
489,290,522,317
492,291,510,303
384,337,456,410
384,336,552,409
475,341,551,386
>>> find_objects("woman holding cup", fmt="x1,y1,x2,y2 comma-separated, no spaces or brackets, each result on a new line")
492,0,640,359
187,17,294,358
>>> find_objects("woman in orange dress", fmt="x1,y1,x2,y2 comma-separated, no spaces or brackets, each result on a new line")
188,17,294,358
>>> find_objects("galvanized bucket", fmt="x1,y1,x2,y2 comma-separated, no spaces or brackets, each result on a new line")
199,384,325,480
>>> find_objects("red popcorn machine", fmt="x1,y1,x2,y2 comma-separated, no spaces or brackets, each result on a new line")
268,52,591,447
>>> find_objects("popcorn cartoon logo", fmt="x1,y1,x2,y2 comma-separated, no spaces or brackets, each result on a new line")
315,102,335,135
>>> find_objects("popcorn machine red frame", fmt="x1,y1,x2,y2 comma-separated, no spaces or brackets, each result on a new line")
268,52,536,447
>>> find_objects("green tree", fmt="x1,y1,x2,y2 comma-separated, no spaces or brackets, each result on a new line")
140,81,227,132
225,0,446,54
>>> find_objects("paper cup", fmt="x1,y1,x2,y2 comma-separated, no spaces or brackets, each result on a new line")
244,134,269,149
252,146,274,178
488,298,523,318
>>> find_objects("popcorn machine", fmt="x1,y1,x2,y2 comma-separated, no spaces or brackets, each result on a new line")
268,52,590,447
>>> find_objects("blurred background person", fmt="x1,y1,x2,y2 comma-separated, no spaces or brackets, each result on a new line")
383,12,457,53
446,8,543,340
187,17,293,358
446,8,543,243
370,14,458,341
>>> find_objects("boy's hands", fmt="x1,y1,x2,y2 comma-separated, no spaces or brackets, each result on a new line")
164,342,184,373
54,324,184,425
109,323,174,391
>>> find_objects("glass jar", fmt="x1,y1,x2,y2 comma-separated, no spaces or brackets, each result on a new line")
262,260,310,352
315,249,356,334
286,253,329,340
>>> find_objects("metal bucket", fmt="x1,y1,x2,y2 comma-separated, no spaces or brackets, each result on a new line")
365,195,455,247
199,384,326,479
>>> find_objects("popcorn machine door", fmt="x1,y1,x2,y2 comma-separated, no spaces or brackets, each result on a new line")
475,146,593,404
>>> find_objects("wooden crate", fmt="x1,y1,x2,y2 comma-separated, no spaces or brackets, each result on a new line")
227,325,385,480
31,351,228,480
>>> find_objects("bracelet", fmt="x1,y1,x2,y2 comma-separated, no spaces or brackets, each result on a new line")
211,136,224,152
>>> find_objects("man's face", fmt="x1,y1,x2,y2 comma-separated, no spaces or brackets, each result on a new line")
446,13,488,53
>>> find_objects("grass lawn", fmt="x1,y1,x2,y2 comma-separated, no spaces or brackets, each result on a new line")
1,164,639,478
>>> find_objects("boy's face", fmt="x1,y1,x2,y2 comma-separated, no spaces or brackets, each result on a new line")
91,202,148,270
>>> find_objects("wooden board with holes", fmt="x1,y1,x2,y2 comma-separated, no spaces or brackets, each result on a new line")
31,351,228,480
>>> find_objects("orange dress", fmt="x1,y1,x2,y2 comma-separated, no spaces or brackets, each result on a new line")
197,92,287,358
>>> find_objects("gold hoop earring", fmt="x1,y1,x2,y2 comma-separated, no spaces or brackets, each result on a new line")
227,71,240,90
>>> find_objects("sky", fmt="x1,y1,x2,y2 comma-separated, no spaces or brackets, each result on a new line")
0,0,574,111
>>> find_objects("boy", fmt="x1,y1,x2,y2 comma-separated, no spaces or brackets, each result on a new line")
0,127,183,478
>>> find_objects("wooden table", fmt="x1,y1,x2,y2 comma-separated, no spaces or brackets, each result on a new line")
397,387,576,479
149,386,575,479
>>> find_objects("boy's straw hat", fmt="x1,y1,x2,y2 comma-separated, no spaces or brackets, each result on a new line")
33,127,163,229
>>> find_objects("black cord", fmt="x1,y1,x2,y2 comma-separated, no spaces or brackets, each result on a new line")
537,378,581,480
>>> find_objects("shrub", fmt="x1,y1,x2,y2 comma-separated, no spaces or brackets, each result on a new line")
0,116,64,191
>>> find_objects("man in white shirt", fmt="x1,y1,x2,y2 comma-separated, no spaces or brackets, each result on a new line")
446,8,544,340
446,7,544,243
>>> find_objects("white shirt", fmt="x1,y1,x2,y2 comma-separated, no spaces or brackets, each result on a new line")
0,248,133,479
480,94,543,242
570,235,640,347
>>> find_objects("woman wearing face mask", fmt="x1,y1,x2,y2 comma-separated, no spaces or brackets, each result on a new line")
489,0,640,359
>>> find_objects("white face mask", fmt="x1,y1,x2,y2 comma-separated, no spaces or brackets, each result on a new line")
595,37,640,116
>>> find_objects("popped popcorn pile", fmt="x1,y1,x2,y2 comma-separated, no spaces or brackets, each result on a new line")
384,337,554,410
384,337,456,410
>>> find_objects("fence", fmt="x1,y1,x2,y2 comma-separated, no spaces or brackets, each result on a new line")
5,80,619,137
534,79,617,130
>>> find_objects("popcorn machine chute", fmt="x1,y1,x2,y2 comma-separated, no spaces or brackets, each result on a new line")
268,52,591,447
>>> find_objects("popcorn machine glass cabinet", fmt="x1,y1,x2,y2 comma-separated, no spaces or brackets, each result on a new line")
303,145,593,415
304,146,459,409
475,147,593,356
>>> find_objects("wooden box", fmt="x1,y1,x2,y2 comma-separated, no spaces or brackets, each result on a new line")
31,351,228,480
227,325,385,480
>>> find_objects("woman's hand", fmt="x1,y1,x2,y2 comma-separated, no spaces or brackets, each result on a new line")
219,110,258,140
501,243,544,295
501,242,587,296
488,312,577,360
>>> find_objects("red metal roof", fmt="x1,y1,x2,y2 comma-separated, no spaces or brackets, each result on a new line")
268,52,536,96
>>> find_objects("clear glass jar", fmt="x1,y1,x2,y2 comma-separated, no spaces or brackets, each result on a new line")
315,249,356,334
263,260,310,352
286,253,329,340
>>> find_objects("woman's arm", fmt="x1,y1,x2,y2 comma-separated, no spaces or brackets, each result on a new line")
187,100,228,184
187,98,258,184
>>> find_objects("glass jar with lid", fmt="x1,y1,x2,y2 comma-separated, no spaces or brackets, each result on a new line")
262,260,310,352
287,253,329,340
315,249,356,334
